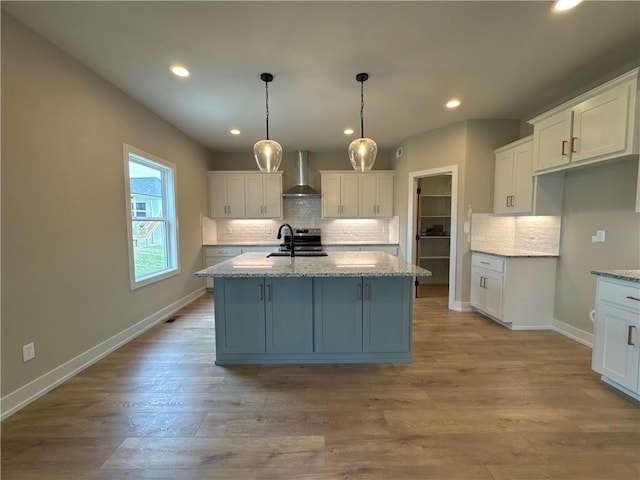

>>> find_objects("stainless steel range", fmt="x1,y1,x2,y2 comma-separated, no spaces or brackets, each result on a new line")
279,228,324,253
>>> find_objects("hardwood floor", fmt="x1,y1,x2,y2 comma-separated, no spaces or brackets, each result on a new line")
2,293,639,479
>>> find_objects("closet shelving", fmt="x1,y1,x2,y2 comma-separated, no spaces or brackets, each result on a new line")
416,176,452,287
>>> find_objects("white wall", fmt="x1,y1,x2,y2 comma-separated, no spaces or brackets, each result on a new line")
1,14,211,405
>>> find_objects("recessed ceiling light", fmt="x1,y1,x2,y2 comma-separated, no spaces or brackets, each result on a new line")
446,99,461,109
230,128,241,135
552,0,583,11
344,128,354,135
170,64,190,78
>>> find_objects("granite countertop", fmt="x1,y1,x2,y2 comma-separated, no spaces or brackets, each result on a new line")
195,251,432,278
471,248,559,258
591,269,640,283
203,242,399,247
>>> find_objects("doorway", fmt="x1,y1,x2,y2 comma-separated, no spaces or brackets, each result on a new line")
406,165,459,310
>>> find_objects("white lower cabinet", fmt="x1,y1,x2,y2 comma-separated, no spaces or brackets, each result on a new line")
592,276,640,399
470,252,557,329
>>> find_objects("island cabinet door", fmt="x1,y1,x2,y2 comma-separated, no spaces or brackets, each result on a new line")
363,277,412,353
313,277,363,353
265,277,314,353
214,277,266,354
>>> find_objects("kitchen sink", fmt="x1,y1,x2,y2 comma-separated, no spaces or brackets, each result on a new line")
267,252,328,258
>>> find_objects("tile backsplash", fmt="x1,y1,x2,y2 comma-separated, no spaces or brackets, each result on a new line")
204,198,399,245
471,214,561,254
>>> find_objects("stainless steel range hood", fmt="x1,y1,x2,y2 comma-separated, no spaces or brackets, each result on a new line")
282,150,321,198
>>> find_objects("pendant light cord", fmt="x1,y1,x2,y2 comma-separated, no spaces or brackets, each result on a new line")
264,80,270,140
360,80,365,139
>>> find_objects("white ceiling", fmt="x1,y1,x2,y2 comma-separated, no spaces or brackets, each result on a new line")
3,1,639,153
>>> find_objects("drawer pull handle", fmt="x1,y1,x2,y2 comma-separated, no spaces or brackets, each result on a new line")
357,284,362,300
628,325,636,346
480,261,490,265
626,296,640,302
258,284,264,301
266,284,272,301
365,284,371,300
571,137,578,153
561,140,568,156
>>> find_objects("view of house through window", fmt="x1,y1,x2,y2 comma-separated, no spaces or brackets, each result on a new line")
125,145,179,288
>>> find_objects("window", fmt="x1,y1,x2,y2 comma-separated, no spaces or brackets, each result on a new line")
124,144,179,289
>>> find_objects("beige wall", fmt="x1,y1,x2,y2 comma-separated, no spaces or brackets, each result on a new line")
393,119,520,305
1,15,211,396
554,157,640,333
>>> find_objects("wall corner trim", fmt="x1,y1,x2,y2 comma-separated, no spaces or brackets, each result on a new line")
0,287,207,421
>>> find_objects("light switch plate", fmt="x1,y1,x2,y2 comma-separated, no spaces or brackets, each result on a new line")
22,342,35,362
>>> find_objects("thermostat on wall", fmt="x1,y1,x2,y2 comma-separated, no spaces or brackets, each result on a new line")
395,147,404,159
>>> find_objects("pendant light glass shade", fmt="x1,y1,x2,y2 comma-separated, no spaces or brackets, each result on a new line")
254,73,282,172
349,72,377,172
253,139,282,172
349,137,377,172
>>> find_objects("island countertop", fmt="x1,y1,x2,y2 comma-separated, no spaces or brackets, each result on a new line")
195,251,432,278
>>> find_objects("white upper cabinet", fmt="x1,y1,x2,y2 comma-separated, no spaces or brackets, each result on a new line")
530,68,638,174
532,110,573,172
321,173,359,218
208,173,245,218
244,174,282,219
494,137,533,215
321,171,395,219
358,173,395,217
208,171,282,219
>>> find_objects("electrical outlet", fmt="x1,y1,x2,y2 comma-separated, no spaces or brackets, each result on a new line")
591,230,606,243
226,227,233,234
22,342,35,362
266,227,273,235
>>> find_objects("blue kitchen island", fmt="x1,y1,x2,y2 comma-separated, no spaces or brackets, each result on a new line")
196,251,431,364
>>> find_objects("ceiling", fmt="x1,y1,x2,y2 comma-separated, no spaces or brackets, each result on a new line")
3,1,639,153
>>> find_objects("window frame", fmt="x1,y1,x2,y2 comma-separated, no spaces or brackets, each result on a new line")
123,144,180,290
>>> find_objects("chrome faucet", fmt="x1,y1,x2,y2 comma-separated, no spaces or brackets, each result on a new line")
277,223,295,257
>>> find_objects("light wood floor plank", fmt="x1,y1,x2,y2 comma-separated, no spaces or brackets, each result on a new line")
2,292,638,480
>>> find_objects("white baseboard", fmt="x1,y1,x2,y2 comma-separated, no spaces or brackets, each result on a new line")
551,318,594,348
0,287,206,421
452,300,471,312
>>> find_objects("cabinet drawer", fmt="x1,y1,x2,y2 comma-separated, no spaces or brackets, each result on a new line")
204,246,242,258
471,254,504,273
598,278,640,312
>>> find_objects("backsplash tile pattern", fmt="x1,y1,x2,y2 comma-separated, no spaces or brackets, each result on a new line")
471,214,561,254
205,198,399,245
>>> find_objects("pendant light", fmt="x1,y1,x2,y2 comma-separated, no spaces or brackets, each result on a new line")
348,72,377,172
253,73,282,172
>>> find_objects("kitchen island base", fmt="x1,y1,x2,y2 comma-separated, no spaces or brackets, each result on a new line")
213,276,413,365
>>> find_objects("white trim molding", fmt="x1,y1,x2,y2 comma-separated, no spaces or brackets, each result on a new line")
551,318,594,347
406,165,459,311
0,287,206,420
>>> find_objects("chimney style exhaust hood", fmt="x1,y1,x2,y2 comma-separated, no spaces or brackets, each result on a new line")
282,150,321,198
